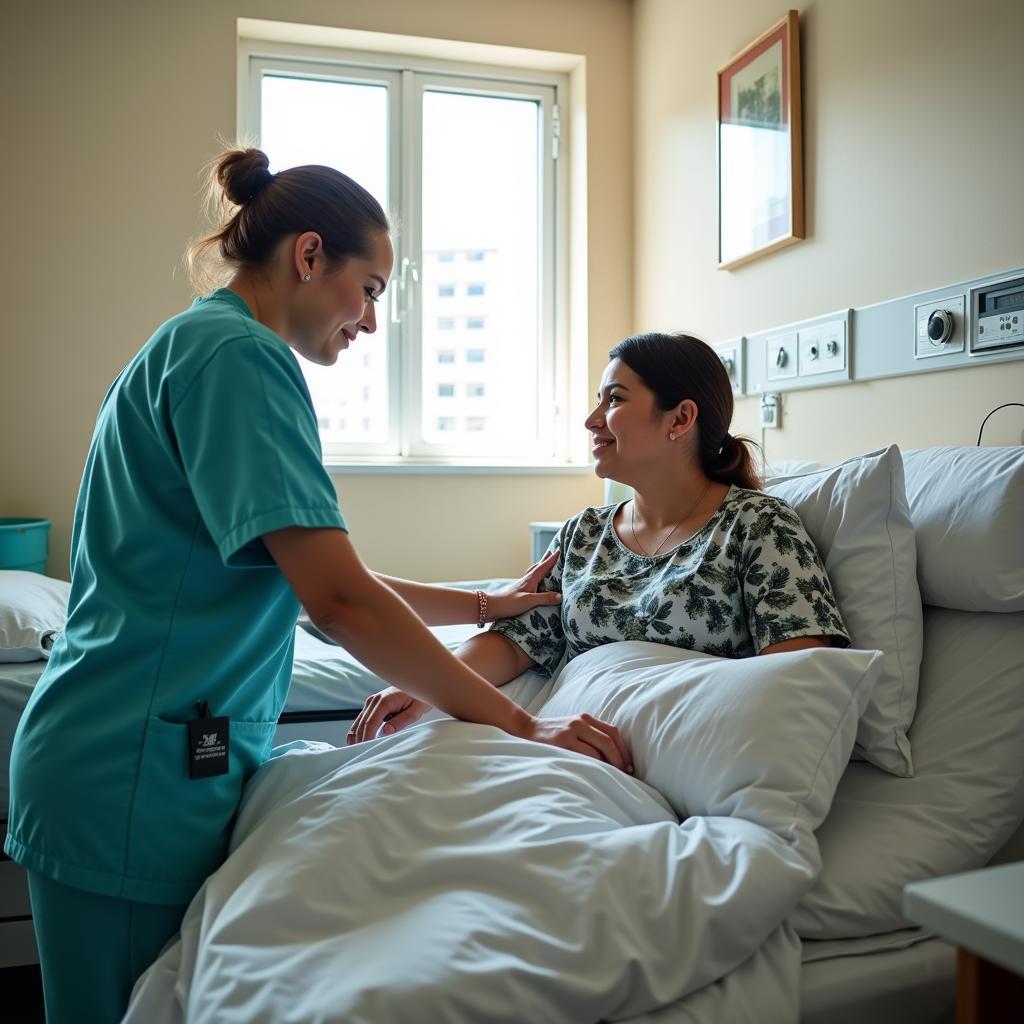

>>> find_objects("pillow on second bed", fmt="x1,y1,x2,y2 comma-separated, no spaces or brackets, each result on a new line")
0,570,70,663
539,640,882,842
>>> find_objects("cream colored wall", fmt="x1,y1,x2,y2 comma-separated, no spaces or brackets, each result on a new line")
634,0,1024,465
1,0,630,579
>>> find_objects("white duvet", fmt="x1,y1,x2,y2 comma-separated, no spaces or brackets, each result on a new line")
126,642,878,1023
125,727,805,1023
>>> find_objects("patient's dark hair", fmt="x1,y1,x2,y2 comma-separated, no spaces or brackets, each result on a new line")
187,145,390,292
609,332,763,490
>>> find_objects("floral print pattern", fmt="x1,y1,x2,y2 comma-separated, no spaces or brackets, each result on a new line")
490,486,849,677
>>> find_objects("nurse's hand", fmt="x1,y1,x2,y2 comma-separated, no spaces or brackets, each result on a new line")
349,687,429,745
485,548,562,622
518,714,633,774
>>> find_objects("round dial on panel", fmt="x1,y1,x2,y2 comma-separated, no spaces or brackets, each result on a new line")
927,309,954,345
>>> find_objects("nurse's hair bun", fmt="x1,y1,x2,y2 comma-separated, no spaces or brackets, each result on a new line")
187,143,390,294
215,147,274,206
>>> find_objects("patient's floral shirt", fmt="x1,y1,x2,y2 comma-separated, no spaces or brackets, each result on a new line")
491,486,850,677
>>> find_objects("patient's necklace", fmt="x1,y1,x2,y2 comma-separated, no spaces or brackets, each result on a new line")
629,479,713,557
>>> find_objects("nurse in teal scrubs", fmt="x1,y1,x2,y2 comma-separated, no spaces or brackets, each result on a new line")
4,146,629,1023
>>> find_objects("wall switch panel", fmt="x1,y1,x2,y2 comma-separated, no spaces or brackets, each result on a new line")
744,311,852,394
713,338,745,395
765,332,798,381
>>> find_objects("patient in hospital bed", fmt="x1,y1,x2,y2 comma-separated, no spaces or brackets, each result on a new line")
351,331,850,747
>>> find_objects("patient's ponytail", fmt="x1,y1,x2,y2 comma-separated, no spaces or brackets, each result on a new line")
609,332,763,490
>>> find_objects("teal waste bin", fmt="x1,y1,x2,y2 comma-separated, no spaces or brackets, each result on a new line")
0,518,51,573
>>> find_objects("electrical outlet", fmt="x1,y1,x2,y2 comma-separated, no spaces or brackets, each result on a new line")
760,392,781,429
798,319,847,376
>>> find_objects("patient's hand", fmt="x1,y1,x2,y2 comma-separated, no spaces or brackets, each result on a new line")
348,687,428,745
486,548,562,622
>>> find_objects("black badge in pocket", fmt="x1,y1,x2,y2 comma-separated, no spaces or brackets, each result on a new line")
188,701,230,779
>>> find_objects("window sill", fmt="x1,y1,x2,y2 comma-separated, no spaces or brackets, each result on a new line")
323,458,595,476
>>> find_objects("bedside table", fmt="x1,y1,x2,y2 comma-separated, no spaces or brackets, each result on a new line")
528,521,564,564
903,862,1024,1023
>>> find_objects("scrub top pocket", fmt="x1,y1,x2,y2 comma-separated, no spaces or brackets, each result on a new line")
123,715,277,904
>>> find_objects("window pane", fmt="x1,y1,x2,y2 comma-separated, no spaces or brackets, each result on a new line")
260,74,391,446
420,90,541,451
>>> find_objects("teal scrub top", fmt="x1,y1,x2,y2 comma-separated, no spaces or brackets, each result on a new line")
4,289,347,905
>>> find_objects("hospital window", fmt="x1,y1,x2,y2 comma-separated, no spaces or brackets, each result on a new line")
466,383,485,397
249,47,565,463
438,383,455,397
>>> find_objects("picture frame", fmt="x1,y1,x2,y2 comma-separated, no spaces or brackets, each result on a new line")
717,10,804,270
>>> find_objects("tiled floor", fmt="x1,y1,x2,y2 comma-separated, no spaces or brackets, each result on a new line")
3,964,45,1023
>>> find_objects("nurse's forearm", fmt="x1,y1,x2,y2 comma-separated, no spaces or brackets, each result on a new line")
315,578,531,734
372,574,479,626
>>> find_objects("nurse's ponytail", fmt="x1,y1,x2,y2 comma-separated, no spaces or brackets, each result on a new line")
187,145,390,293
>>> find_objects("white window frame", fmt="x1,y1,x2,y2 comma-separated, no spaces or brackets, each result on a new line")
240,40,570,468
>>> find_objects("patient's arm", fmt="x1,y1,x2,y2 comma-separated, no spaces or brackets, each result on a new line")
348,632,537,744
760,635,830,655
454,630,538,685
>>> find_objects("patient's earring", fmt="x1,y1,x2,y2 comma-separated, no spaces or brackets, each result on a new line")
302,273,311,282
669,433,677,440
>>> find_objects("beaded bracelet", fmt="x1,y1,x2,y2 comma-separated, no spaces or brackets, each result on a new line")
475,589,488,628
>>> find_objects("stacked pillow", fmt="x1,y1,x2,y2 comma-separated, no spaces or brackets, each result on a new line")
0,570,70,663
902,445,1024,612
764,446,923,777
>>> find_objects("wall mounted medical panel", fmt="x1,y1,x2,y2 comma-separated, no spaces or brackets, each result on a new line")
745,310,852,395
848,266,1024,384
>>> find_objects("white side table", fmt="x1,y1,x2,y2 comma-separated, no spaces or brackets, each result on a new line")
904,862,1024,1023
529,521,563,564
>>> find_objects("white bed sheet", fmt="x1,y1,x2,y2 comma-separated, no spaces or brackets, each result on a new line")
800,934,955,1024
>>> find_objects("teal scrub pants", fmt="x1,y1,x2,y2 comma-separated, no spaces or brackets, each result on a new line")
27,872,188,1024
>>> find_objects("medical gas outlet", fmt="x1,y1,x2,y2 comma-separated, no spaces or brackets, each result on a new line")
913,294,965,359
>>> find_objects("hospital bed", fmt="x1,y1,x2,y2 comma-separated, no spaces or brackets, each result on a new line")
3,444,1023,1023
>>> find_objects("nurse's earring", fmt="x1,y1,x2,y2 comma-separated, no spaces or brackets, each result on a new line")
669,433,677,440
302,273,311,283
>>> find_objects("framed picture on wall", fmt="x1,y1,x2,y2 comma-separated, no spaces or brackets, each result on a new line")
717,10,804,270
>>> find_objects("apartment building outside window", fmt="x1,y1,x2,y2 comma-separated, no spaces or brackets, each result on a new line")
248,44,565,462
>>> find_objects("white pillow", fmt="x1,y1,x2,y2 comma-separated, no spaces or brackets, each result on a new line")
902,445,1024,612
0,570,70,663
539,641,882,842
764,446,923,777
793,605,1024,938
